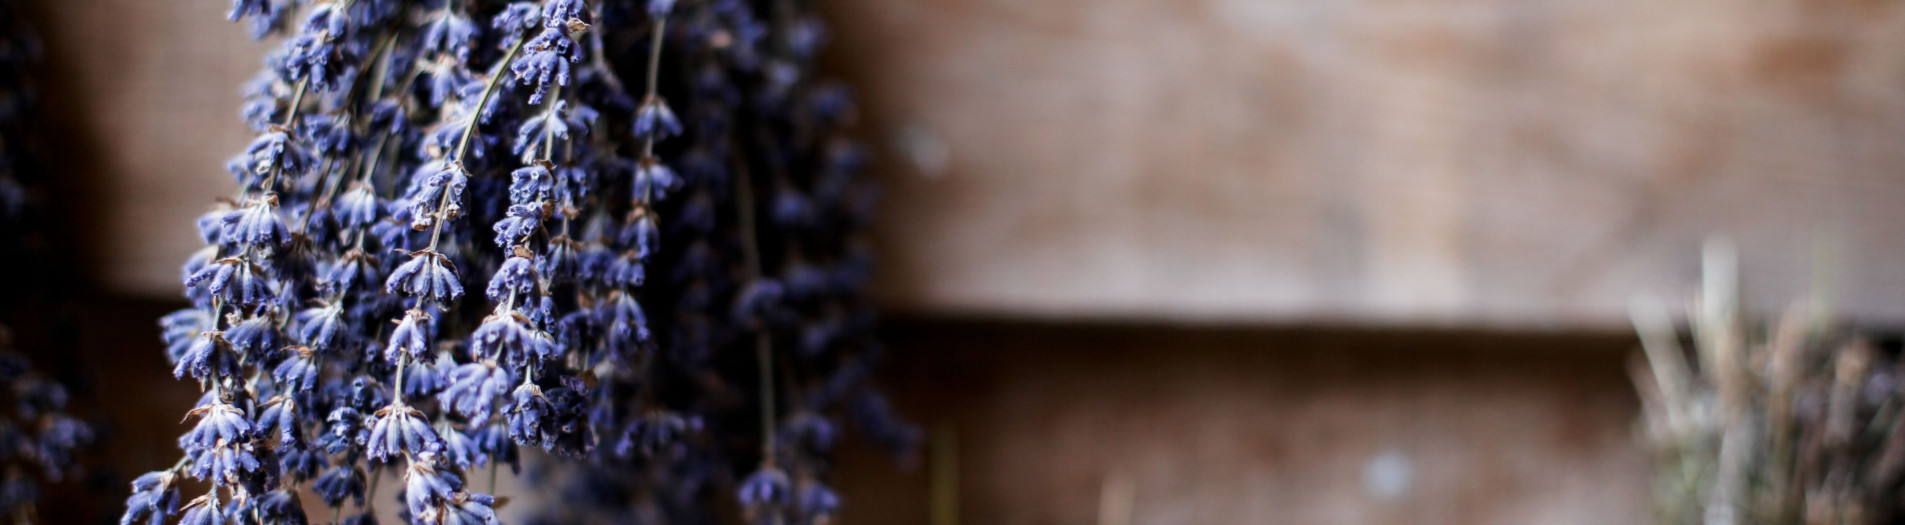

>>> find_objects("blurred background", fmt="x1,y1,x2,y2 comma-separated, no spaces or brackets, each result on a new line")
18,0,1905,523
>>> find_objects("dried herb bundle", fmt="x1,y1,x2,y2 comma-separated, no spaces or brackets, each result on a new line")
130,0,910,523
1635,244,1905,524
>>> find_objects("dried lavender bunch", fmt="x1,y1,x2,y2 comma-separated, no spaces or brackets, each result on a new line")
1633,244,1905,524
0,333,94,523
145,1,529,522
0,0,97,522
523,1,917,523
137,0,909,523
509,0,917,522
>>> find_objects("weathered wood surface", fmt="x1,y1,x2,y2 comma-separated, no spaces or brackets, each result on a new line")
837,321,1650,524
29,0,269,301
821,0,1905,327
30,0,1905,327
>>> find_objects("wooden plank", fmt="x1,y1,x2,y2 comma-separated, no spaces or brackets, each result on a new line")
28,0,268,300
818,0,1905,327
836,321,1650,524
26,0,1905,327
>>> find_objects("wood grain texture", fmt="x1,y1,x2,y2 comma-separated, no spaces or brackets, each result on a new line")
836,321,1651,524
820,0,1905,327
30,0,269,298
27,0,1905,327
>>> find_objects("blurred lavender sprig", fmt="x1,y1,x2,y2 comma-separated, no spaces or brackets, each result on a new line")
526,1,918,523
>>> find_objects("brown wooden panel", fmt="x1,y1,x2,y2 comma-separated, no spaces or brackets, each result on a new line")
819,0,1905,327
26,0,1905,327
28,0,268,299
836,321,1650,524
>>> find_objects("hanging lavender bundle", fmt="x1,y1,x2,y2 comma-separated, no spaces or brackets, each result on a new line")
132,0,910,523
526,1,918,522
0,0,97,522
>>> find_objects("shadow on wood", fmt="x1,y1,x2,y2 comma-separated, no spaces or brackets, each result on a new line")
838,319,1651,524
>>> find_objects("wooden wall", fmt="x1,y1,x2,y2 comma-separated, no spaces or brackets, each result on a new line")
29,0,1905,328
26,0,267,301
837,321,1651,525
820,0,1905,328
23,0,1905,523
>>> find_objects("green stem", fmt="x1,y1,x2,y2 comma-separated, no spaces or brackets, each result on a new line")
296,157,342,231
639,18,668,159
255,73,307,194
393,355,408,404
451,38,528,163
427,36,529,253
541,84,564,163
733,141,776,464
281,78,310,129
363,465,381,512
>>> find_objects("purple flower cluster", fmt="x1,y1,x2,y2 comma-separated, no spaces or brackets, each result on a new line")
140,0,911,523
525,1,918,523
0,345,95,522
